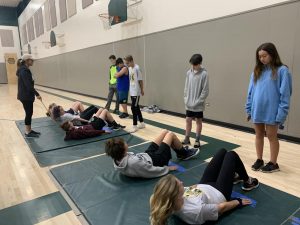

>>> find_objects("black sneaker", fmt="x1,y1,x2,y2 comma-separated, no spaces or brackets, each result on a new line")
233,173,243,185
112,123,126,130
31,130,41,135
251,159,264,171
119,113,129,119
194,140,201,148
181,139,191,145
261,162,280,173
177,146,200,160
25,131,40,138
113,109,120,115
242,177,259,191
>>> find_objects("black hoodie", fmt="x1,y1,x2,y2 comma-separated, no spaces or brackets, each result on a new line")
16,65,40,101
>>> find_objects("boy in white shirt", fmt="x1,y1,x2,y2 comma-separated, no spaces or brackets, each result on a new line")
124,55,145,133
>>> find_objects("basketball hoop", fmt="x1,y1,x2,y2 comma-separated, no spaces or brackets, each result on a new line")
98,13,113,30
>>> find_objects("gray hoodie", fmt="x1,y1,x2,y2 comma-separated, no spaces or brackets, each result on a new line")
184,68,209,112
113,152,169,178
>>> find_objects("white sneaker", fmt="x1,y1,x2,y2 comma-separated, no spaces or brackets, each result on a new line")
129,126,139,133
137,122,146,129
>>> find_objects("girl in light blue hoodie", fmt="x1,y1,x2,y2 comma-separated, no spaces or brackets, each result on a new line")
245,43,292,173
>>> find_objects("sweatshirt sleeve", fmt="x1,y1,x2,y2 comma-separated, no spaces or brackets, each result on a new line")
21,69,40,97
275,67,292,123
65,128,105,140
245,73,254,116
183,73,189,103
199,71,209,103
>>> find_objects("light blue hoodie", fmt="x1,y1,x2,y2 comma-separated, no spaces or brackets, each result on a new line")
245,65,292,125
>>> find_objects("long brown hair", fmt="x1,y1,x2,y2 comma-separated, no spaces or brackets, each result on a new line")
150,175,181,225
254,42,283,83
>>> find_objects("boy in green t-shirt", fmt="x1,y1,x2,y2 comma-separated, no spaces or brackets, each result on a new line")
105,55,119,113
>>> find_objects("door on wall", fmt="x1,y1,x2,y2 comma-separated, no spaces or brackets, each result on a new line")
4,53,18,84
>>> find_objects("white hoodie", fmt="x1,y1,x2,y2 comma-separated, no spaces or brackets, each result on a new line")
113,152,169,178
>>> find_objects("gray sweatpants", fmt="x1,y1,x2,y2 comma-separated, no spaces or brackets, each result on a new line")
105,84,119,111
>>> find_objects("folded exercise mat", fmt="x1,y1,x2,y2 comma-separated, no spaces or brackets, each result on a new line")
36,134,145,167
51,158,300,225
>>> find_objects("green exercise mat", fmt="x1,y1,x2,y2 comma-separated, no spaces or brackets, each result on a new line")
36,135,145,167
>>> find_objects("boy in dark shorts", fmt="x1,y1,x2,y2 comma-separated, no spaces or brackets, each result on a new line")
105,129,200,178
61,108,125,140
183,54,209,148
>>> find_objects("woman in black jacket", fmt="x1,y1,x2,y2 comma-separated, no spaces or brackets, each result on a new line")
17,54,42,138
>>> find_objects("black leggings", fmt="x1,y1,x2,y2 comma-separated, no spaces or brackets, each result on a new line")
200,149,249,200
80,105,99,120
21,100,33,125
131,96,143,125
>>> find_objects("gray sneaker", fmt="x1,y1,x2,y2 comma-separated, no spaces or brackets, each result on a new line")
25,131,40,138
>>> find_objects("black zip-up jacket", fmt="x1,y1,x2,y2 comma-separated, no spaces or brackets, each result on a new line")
17,65,40,101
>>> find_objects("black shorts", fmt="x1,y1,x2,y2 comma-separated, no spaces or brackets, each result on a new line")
90,117,106,130
65,108,76,115
186,110,203,118
145,142,172,167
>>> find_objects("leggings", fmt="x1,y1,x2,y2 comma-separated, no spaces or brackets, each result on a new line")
200,148,249,200
131,96,144,125
80,105,99,120
21,100,33,125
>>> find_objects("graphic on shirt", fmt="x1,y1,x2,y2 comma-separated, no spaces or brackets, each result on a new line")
184,185,202,198
129,67,136,86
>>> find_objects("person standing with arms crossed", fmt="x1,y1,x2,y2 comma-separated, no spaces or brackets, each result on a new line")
105,55,119,114
17,54,42,138
115,58,129,119
245,42,292,173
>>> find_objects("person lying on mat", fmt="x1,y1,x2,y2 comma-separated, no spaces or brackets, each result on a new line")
47,101,88,117
105,130,200,178
150,149,259,225
61,108,125,140
52,104,100,124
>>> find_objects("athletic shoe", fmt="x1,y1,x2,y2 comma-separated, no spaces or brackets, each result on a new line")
111,123,126,130
25,131,40,138
194,140,201,148
137,123,146,129
113,109,120,115
242,177,259,191
31,130,41,135
177,146,200,160
251,159,264,171
119,113,129,119
233,173,243,185
261,162,280,173
129,126,139,133
181,139,191,145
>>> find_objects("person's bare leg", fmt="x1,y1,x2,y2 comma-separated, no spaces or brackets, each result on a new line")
169,132,183,150
153,129,169,146
254,123,265,160
94,108,104,117
121,104,128,114
183,117,193,143
25,125,31,133
71,101,84,113
99,109,115,122
195,118,202,139
266,125,279,164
